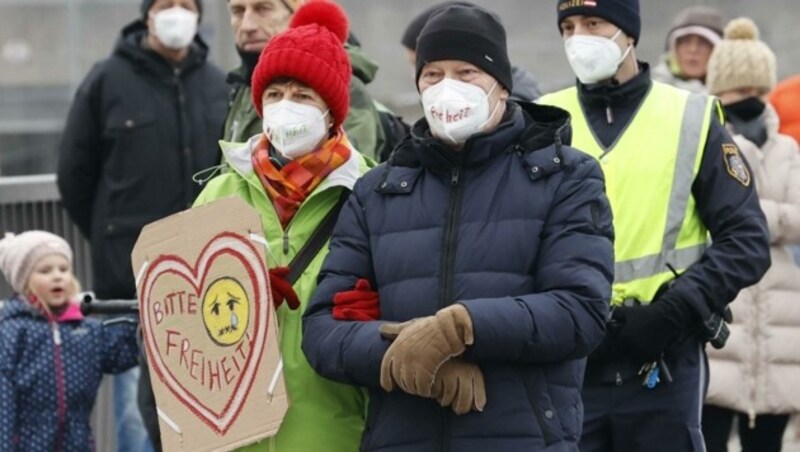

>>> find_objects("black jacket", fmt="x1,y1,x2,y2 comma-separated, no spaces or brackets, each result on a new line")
57,21,229,300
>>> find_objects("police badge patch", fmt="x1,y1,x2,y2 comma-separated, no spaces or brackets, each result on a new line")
723,144,751,187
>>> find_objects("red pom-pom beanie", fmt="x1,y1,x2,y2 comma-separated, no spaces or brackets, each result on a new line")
251,0,352,128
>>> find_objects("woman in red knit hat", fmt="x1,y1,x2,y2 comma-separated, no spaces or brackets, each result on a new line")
193,1,373,450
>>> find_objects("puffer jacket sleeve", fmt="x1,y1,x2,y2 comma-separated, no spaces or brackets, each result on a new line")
0,332,18,450
57,64,104,239
737,136,782,245
460,154,614,363
768,136,800,245
99,317,140,374
302,179,391,388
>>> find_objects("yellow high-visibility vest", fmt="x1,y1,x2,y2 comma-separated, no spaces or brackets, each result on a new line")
540,82,718,305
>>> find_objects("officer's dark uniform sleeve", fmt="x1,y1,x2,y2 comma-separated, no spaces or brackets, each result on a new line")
670,112,771,319
56,65,104,239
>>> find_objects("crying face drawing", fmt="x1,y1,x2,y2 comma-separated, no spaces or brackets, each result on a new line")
202,277,250,346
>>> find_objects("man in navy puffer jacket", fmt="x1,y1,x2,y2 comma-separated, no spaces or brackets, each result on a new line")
302,5,615,451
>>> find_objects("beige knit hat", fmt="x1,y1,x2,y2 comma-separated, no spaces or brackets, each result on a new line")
706,18,777,96
0,231,73,295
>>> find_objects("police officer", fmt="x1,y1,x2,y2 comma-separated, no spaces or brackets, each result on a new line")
539,0,771,450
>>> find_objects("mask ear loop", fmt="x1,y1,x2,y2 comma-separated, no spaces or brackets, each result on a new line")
618,45,633,65
609,29,633,67
320,109,333,133
476,82,503,133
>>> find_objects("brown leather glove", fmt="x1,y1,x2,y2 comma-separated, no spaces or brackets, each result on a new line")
379,304,474,397
432,358,486,415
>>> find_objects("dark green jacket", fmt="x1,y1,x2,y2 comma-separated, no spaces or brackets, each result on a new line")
222,44,385,160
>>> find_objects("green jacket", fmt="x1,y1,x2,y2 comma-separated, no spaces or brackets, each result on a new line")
193,136,373,451
222,44,385,161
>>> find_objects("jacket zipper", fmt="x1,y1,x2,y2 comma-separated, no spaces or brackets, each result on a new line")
52,323,66,452
173,66,192,207
280,192,318,257
439,166,464,452
439,167,464,309
246,171,345,261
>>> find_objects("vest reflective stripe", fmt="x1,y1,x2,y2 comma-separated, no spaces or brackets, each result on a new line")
663,93,708,250
615,244,706,284
541,82,713,304
616,92,709,283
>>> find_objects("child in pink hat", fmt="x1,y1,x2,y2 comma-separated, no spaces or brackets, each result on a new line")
0,230,139,450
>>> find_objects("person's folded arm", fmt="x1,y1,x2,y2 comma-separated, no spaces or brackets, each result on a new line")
461,155,614,364
302,180,390,387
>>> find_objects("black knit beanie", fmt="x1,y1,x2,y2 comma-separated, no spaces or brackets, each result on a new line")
141,0,203,21
415,5,513,91
401,1,475,50
557,0,640,44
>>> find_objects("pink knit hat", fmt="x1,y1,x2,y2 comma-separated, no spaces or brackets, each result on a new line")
0,231,73,294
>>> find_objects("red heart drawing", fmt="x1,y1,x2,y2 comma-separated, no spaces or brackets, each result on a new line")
139,231,270,435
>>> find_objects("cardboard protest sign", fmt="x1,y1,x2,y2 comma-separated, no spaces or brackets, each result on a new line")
132,197,287,452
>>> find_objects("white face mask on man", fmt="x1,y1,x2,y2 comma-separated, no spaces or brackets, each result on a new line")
421,78,500,145
152,6,198,50
262,100,330,160
564,29,632,84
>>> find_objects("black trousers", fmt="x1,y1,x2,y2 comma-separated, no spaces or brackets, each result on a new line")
580,338,707,452
702,404,790,452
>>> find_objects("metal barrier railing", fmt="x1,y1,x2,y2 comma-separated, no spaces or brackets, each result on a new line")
0,174,115,451
0,174,93,296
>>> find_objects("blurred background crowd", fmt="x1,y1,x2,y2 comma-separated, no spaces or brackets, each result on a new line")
0,0,798,175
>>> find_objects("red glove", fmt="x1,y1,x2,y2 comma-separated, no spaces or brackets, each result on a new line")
333,279,380,321
268,267,300,310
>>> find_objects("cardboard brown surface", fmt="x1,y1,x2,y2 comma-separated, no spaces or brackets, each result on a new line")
132,197,287,452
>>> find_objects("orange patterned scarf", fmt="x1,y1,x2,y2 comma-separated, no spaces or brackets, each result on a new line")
252,131,352,228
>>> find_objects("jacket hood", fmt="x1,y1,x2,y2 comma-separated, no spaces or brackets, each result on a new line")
516,100,573,150
114,20,210,74
394,101,571,173
346,44,378,85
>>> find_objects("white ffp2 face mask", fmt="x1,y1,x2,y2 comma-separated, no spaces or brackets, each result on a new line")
262,100,330,160
152,6,198,50
564,29,632,84
421,78,500,145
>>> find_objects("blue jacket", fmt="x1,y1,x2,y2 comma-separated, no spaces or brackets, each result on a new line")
303,102,615,451
0,298,138,451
